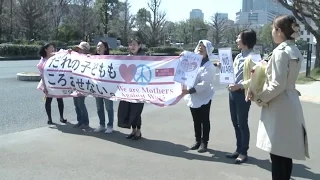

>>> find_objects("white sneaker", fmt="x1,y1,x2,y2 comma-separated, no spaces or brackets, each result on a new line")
94,125,106,132
105,127,113,134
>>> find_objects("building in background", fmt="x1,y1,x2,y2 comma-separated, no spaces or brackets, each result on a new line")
215,13,228,21
237,0,290,26
242,0,253,12
190,9,204,21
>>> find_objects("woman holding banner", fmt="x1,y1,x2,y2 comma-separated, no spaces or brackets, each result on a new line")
37,43,67,125
93,41,115,134
72,42,91,129
217,29,257,164
117,37,145,140
181,40,215,153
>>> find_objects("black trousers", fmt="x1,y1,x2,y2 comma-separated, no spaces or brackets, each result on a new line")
270,154,293,180
190,100,211,143
45,97,64,120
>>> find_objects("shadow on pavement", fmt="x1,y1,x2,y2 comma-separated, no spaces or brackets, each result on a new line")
51,122,320,180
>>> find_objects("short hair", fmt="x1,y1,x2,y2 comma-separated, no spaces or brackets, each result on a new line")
128,36,143,54
273,15,298,40
39,43,54,58
99,40,110,55
240,29,257,49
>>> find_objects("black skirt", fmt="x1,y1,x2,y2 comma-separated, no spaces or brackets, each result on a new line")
117,101,144,129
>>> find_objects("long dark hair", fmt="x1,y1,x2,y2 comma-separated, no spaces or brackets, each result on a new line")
39,43,54,58
97,40,110,55
128,37,143,54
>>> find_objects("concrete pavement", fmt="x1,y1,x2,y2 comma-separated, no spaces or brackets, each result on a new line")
297,81,320,104
0,90,319,180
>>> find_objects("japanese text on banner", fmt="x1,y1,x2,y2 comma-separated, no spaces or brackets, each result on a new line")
41,51,190,106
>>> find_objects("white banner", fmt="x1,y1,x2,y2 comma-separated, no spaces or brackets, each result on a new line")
39,50,199,106
218,48,235,84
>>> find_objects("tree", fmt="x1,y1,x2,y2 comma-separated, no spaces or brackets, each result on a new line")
95,0,119,35
146,0,167,46
225,23,251,45
49,0,71,39
208,13,228,47
258,23,274,49
135,8,151,29
277,0,320,68
0,0,5,40
175,20,192,44
296,39,309,50
16,0,49,39
110,0,134,45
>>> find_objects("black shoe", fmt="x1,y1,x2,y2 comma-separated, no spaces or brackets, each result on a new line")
190,142,201,150
47,120,53,125
226,152,240,159
235,155,248,164
126,133,136,139
60,118,67,123
198,143,208,153
132,133,142,140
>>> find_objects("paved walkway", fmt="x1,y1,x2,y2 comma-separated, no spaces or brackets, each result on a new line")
0,90,319,180
297,81,320,104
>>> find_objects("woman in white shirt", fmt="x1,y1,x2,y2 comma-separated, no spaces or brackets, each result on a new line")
182,40,215,153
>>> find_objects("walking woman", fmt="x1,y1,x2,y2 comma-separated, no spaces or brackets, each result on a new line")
93,41,114,134
117,37,145,140
250,15,309,180
37,43,67,125
72,42,91,129
223,29,257,164
182,40,215,153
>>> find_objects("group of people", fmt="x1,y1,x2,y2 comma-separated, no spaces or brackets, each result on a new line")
37,14,309,180
37,37,145,140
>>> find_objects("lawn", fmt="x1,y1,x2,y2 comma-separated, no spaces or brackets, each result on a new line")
296,67,320,84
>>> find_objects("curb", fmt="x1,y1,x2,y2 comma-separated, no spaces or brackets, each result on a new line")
17,72,41,81
299,96,320,104
0,56,39,61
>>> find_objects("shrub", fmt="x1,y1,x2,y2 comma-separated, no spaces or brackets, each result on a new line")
0,44,40,56
149,46,181,54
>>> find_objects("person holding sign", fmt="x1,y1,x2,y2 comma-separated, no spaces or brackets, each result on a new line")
37,43,67,125
249,15,309,180
93,41,115,134
72,42,91,129
117,37,145,140
217,29,257,164
181,40,215,153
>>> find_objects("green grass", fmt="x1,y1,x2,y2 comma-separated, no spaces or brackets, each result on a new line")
296,67,320,84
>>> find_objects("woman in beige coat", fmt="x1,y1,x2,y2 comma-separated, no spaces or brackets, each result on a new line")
250,15,309,180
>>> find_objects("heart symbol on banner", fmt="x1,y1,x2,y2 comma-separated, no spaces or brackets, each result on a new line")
119,64,137,83
180,59,198,72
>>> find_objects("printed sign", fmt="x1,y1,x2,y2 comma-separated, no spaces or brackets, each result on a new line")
218,48,235,84
39,50,189,107
173,51,202,87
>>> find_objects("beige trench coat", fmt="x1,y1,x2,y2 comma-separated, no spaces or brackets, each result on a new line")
255,40,309,160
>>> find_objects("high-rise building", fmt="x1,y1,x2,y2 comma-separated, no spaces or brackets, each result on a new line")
216,13,228,21
242,0,253,12
252,0,291,14
190,9,204,21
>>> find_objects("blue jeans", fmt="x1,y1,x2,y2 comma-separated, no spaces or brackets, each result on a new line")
95,97,114,127
73,96,89,125
229,91,251,156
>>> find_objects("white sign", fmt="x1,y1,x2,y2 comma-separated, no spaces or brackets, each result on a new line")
174,51,202,87
250,54,262,63
218,48,235,84
39,50,191,107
